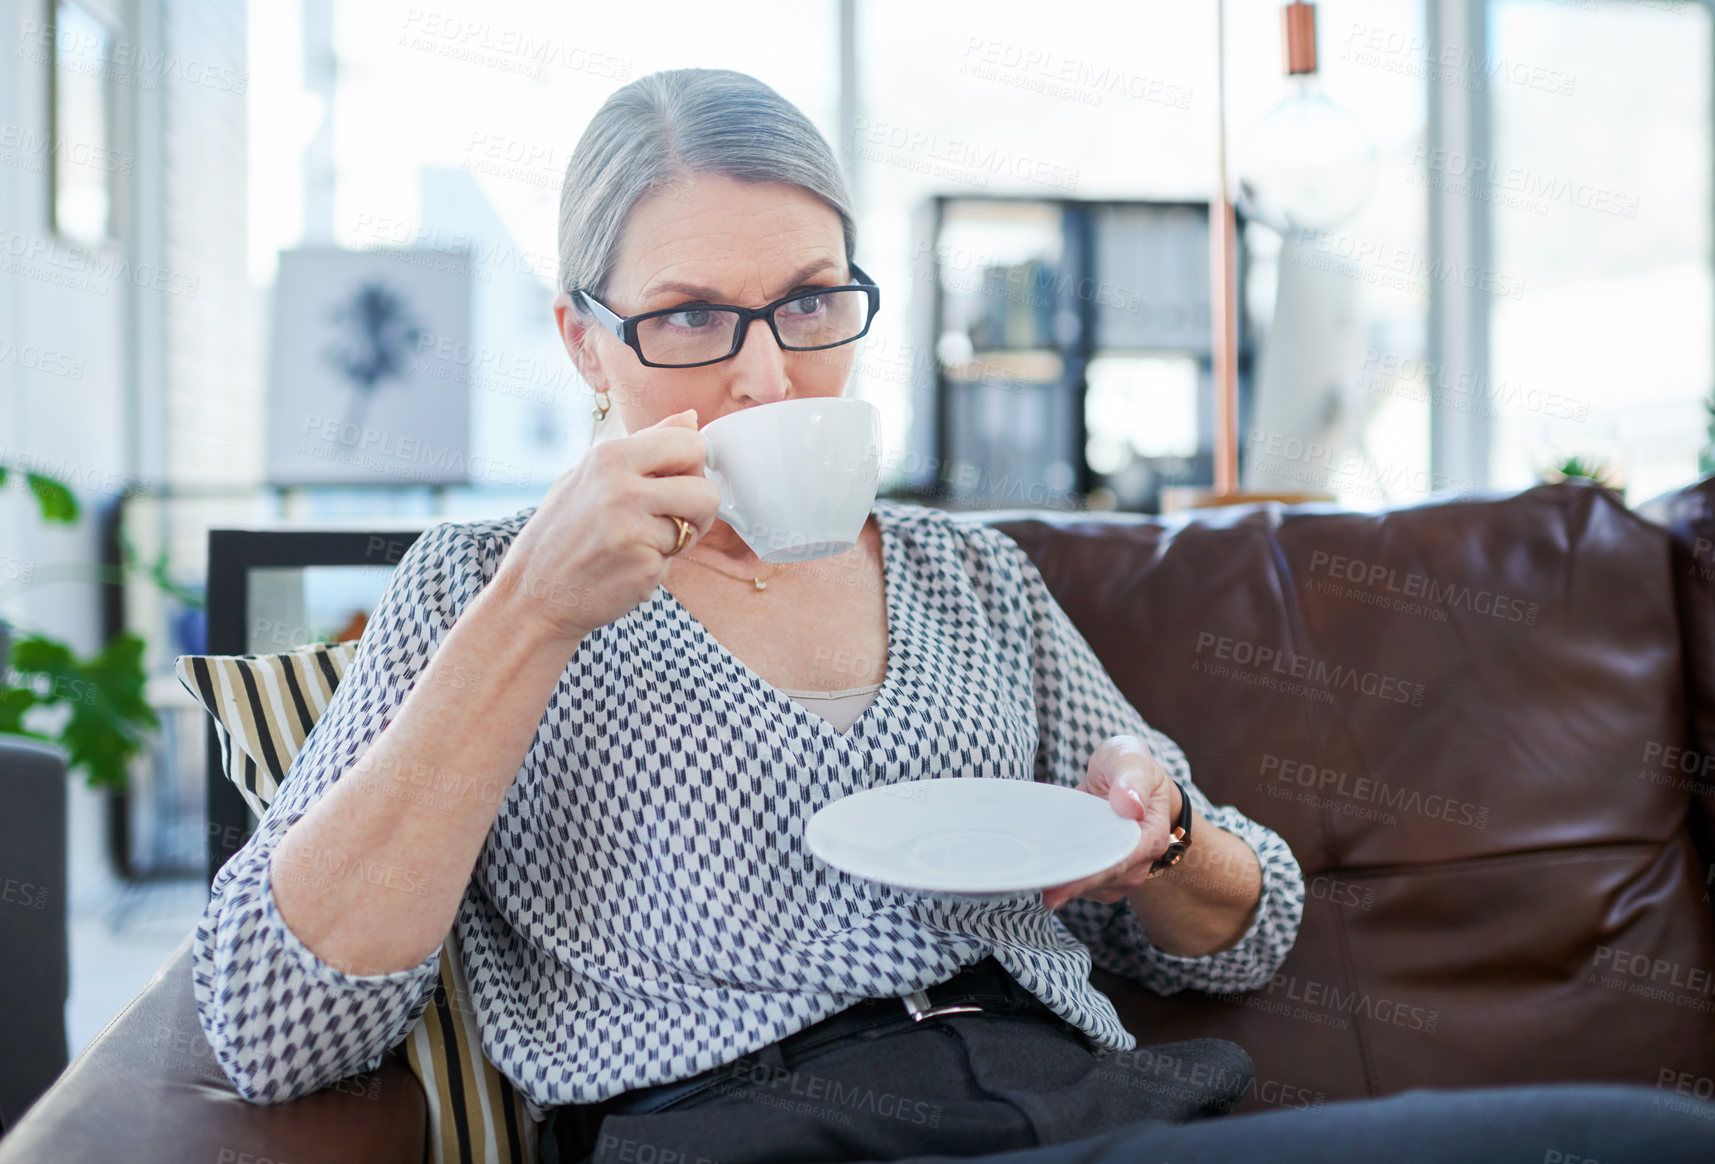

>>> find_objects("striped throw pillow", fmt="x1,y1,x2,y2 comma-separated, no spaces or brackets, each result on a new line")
176,641,360,820
174,643,539,1164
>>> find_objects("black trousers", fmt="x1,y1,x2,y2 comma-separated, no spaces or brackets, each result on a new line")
542,1002,1251,1164
540,1003,1715,1164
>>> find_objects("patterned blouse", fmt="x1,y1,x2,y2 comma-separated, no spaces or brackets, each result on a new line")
192,499,1304,1116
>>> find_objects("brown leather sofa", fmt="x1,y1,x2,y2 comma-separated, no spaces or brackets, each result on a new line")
5,477,1713,1163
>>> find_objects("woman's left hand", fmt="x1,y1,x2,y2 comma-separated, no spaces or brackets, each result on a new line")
1041,735,1183,912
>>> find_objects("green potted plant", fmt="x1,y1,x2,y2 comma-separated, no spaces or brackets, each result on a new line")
1541,455,1621,490
0,466,196,793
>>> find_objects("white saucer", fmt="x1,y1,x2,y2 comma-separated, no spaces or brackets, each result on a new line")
805,777,1142,898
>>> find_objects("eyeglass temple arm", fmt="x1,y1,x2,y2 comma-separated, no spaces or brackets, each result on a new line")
850,263,880,316
573,290,628,342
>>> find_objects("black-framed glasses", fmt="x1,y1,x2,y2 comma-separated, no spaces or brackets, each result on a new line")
575,262,881,369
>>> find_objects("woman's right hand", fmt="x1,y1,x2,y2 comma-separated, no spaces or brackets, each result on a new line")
492,408,720,648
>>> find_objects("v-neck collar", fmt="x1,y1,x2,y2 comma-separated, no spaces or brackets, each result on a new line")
653,502,905,746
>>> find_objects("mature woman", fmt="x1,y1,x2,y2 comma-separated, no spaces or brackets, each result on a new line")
195,69,1713,1164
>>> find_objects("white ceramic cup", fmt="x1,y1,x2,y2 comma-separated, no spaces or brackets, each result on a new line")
700,396,882,563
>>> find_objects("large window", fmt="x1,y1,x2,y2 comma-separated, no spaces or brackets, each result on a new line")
1487,0,1711,502
50,0,120,247
859,0,1433,509
240,0,1709,514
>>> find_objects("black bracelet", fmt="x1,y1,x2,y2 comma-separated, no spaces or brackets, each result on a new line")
1146,779,1193,877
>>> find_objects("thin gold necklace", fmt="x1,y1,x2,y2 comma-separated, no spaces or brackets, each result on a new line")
680,553,787,591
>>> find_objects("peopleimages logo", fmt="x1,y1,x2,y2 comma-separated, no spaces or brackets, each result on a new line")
1690,537,1715,583
957,36,1194,110
1258,754,1490,830
0,229,201,297
0,340,85,380
0,123,135,174
1097,1047,1326,1111
1306,550,1540,626
276,844,433,898
0,877,49,911
1193,632,1427,707
850,117,1081,191
1590,946,1715,1014
1301,231,1527,301
1357,348,1589,422
1408,146,1640,219
16,19,249,93
1637,742,1715,799
298,414,533,488
721,1055,943,1128
1340,22,1577,98
1242,972,1441,1033
1309,875,1377,911
1658,1068,1715,1105
913,239,1148,313
1244,429,1477,500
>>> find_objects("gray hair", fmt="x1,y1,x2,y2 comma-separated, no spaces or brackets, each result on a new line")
557,69,860,441
557,68,857,304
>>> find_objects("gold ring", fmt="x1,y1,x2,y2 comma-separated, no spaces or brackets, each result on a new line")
666,515,693,556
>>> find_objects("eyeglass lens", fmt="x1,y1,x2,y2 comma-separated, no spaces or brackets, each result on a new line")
634,289,869,365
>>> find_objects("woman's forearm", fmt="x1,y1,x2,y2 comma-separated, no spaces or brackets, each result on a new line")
269,574,580,977
1123,786,1264,958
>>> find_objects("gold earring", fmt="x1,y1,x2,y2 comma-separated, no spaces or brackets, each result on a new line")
592,389,611,421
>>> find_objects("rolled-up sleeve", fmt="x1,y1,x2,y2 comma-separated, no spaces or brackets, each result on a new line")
966,522,1304,996
191,519,488,1104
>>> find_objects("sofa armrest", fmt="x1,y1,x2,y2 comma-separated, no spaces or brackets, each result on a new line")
0,734,69,1131
1638,477,1715,904
0,934,426,1164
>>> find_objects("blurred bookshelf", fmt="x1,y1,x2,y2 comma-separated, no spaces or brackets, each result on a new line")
889,196,1254,515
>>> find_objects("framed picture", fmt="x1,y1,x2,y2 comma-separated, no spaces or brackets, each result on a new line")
266,247,476,486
